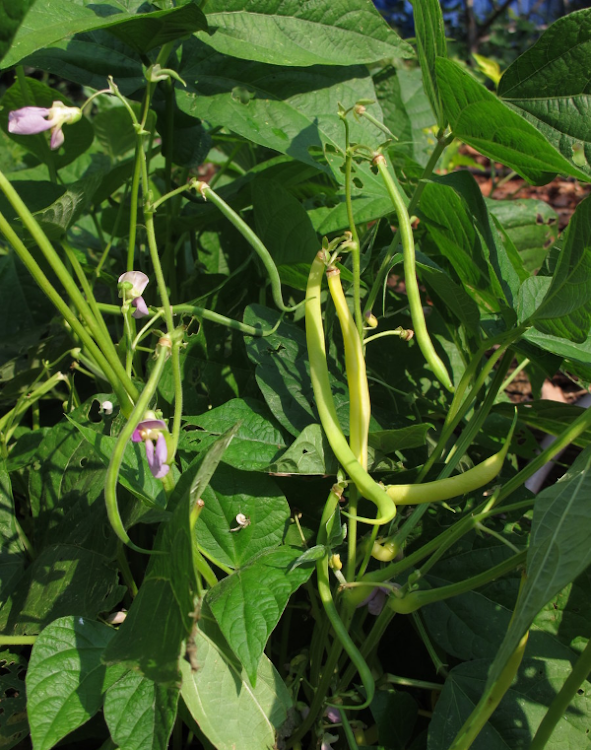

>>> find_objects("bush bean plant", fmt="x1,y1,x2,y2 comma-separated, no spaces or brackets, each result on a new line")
1,1,591,749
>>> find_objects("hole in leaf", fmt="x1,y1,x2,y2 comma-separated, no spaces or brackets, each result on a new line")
352,177,363,189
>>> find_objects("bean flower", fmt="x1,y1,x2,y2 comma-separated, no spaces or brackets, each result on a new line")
8,101,82,150
118,270,150,318
132,415,170,479
357,585,390,616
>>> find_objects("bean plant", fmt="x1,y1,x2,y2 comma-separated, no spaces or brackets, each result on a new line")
0,1,591,749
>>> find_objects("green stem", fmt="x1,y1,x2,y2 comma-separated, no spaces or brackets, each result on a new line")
529,636,591,750
61,240,111,343
412,611,449,677
0,635,37,645
171,304,281,337
170,340,183,457
127,145,142,271
340,709,360,750
389,550,527,614
0,210,134,414
104,343,170,552
373,155,452,391
0,171,137,402
196,183,299,313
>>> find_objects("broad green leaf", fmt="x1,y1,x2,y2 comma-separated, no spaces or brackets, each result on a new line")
252,178,318,266
269,423,338,475
374,65,435,168
524,326,591,368
499,8,591,178
533,570,591,655
0,649,29,750
182,398,287,471
26,617,124,750
104,671,179,750
495,400,591,449
0,544,125,635
530,194,591,342
198,0,413,67
0,77,94,170
104,429,238,684
416,252,481,334
20,32,145,96
180,622,292,750
177,38,386,184
0,463,26,595
0,252,54,359
32,172,103,240
0,0,36,66
243,305,349,437
486,198,558,273
2,0,207,67
419,182,506,313
428,649,591,750
410,0,447,128
421,544,521,661
206,546,314,684
196,464,290,569
434,171,526,306
487,445,591,690
371,689,418,750
435,58,588,185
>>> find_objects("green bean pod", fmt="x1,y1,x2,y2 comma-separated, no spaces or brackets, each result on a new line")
386,436,511,505
305,252,396,525
326,266,370,469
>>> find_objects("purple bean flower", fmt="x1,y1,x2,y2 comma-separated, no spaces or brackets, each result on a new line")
357,585,390,616
132,417,170,479
8,101,82,150
118,271,150,319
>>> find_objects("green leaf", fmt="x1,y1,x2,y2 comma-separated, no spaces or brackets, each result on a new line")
421,544,520,661
373,65,435,168
419,182,506,313
487,445,591,691
182,398,287,471
252,178,318,266
428,648,591,750
0,463,26,595
32,172,103,240
371,689,418,750
0,544,125,635
2,0,207,67
206,546,313,684
498,8,591,179
435,58,588,185
104,671,179,750
20,32,145,96
486,198,558,273
180,622,292,750
0,0,36,66
0,253,54,358
410,0,447,129
529,194,591,342
415,252,481,334
495,400,591,449
269,423,338,475
177,38,386,182
523,326,591,367
26,616,124,750
0,77,94,170
196,464,290,570
199,0,413,67
290,545,327,568
0,649,29,750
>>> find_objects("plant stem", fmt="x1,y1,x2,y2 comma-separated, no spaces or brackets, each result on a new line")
103,342,170,552
0,210,134,413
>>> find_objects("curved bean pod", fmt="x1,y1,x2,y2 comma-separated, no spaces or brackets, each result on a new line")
305,252,396,525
